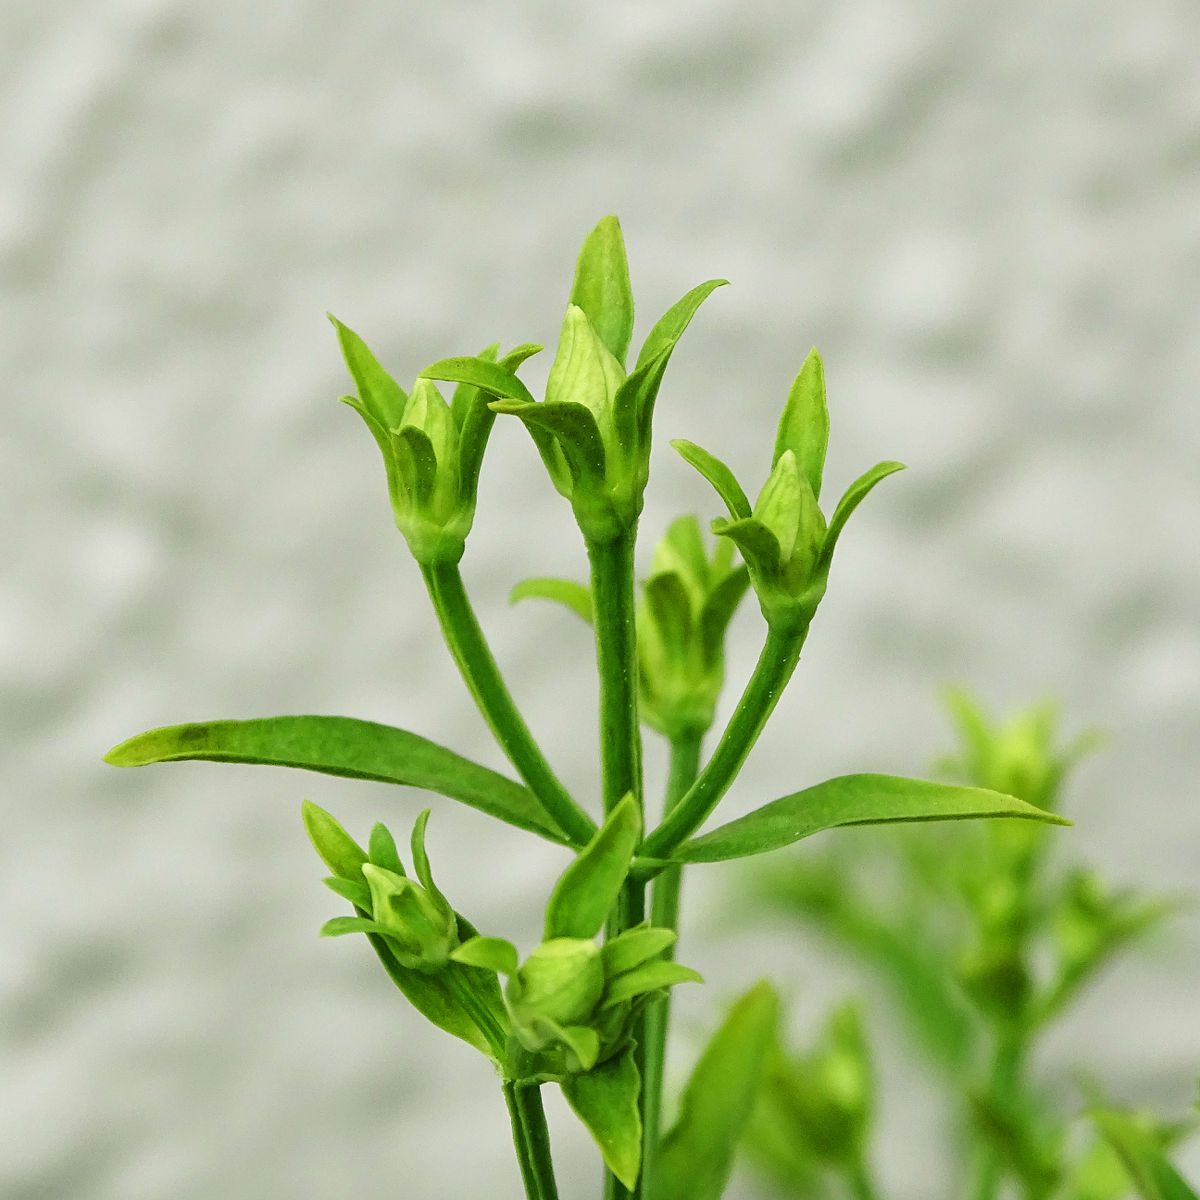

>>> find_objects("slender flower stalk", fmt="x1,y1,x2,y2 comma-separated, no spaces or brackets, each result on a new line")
421,560,596,848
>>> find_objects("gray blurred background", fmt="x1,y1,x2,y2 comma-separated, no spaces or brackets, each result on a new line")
3,2,1198,1197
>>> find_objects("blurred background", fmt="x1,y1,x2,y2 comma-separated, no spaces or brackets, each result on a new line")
3,2,1198,1197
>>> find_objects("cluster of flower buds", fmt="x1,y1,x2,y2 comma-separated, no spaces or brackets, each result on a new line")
511,514,750,739
451,797,701,1078
674,349,904,633
331,317,541,564
420,217,725,544
746,1001,874,1187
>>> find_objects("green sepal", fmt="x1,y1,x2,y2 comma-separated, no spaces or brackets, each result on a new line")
106,716,570,845
561,1046,643,1190
320,915,392,938
1092,1111,1198,1200
368,823,405,876
600,960,702,1008
676,775,1069,863
644,571,695,661
601,925,677,976
773,348,829,498
672,439,751,520
698,565,751,665
419,355,537,405
570,216,635,367
654,981,780,1200
328,314,408,429
450,935,519,976
490,398,608,494
323,875,372,909
531,1017,601,1073
634,279,729,372
301,800,368,880
510,577,594,624
818,460,906,569
544,795,641,940
710,516,782,581
410,808,448,910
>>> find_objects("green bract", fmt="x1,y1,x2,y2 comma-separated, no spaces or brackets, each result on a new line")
332,320,540,564
674,349,904,631
420,216,726,544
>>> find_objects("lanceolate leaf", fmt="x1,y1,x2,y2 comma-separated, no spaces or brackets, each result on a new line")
819,460,906,566
510,577,594,624
672,440,751,520
328,315,408,429
601,960,702,1008
1093,1111,1199,1200
654,981,779,1200
675,775,1068,864
635,279,728,372
562,1047,643,1190
420,356,537,406
106,716,569,844
545,796,641,940
571,215,635,367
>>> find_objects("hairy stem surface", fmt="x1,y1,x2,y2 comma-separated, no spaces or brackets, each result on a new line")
422,561,595,846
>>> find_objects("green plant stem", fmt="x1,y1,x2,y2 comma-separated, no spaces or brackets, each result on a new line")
504,1081,560,1200
587,530,645,1200
642,623,806,859
421,561,595,846
640,731,704,1197
969,1029,1026,1200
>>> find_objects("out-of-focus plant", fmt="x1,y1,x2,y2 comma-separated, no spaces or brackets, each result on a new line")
740,693,1181,1200
103,219,1066,1200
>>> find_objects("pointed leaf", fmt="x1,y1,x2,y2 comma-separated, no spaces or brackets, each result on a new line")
774,348,829,498
545,795,641,940
410,809,448,909
323,875,372,909
490,399,607,489
320,915,391,938
562,1047,642,1190
328,315,407,429
655,981,779,1200
302,800,367,880
819,461,906,566
634,279,728,372
420,356,536,406
339,396,404,511
672,440,751,520
450,936,520,976
510,577,594,624
368,823,405,876
601,960,702,1008
106,716,569,844
1093,1111,1199,1200
602,926,677,977
677,775,1069,863
571,215,634,366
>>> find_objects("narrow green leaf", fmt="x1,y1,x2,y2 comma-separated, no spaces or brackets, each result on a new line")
320,915,391,938
323,875,372,909
368,823,405,876
562,1046,642,1190
301,800,368,880
601,926,676,977
510,577,594,624
409,809,449,910
450,935,519,976
339,396,404,512
819,460,906,566
635,279,728,372
328,315,407,429
545,795,641,940
571,215,635,367
654,981,779,1200
773,348,829,497
601,960,702,1008
490,399,608,490
106,716,569,844
1093,1111,1199,1200
672,440,751,521
677,775,1069,863
420,356,536,406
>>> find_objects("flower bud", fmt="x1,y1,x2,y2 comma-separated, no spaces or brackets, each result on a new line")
509,938,605,1034
363,863,458,972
